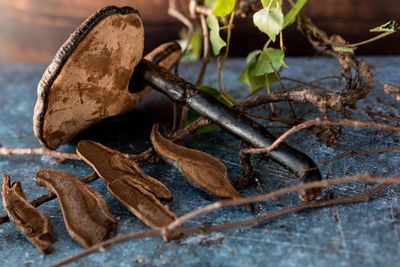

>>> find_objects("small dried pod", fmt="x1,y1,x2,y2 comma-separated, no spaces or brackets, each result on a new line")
2,175,53,254
76,140,172,199
150,124,242,199
36,170,116,248
107,177,177,229
76,140,177,229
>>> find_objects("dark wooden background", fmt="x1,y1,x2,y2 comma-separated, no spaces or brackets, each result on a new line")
0,0,399,63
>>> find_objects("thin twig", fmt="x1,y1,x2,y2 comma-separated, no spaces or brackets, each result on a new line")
243,118,400,154
217,11,235,91
347,31,395,48
195,14,210,86
165,174,399,230
316,146,400,169
50,174,392,267
0,147,80,160
168,0,193,32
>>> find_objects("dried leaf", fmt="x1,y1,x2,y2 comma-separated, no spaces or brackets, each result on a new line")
2,175,53,254
150,124,242,199
76,140,172,199
76,140,177,229
35,170,116,248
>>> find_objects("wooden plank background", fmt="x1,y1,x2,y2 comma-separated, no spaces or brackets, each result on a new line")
0,0,399,63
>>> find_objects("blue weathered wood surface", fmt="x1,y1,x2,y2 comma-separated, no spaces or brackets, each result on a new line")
0,57,399,266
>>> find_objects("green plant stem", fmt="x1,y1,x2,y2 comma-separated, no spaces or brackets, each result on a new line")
217,11,235,91
279,0,284,50
347,31,395,48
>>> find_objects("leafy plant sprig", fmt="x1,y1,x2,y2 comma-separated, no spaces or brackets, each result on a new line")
204,0,308,100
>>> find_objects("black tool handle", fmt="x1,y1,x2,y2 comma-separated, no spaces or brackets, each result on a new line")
130,59,322,200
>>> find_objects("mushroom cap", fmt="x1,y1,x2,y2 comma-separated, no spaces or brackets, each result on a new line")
33,6,181,149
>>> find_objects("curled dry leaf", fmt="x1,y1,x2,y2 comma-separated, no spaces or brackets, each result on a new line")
2,175,53,254
35,170,116,248
150,124,242,199
76,140,171,199
76,140,177,229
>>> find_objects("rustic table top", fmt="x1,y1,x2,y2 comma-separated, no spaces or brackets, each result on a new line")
0,57,399,267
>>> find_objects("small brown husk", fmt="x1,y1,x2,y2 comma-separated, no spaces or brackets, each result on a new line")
76,140,172,199
2,175,53,254
150,124,242,199
76,140,178,229
36,170,116,248
107,178,177,229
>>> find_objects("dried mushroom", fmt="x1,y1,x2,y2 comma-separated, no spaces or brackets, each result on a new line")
33,5,181,149
2,175,53,254
76,140,177,228
150,124,242,199
35,170,116,248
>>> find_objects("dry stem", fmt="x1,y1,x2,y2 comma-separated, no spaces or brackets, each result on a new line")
242,118,400,155
50,174,395,267
0,147,80,160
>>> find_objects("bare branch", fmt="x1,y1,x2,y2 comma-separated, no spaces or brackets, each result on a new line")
0,147,80,160
49,174,394,267
243,118,400,155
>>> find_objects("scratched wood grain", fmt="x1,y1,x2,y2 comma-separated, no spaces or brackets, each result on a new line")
0,0,399,63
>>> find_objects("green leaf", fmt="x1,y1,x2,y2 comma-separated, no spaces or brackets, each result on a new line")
265,47,285,69
240,62,273,94
184,109,220,133
250,51,273,76
246,50,262,63
240,48,284,93
197,86,236,107
370,20,398,32
206,15,227,55
249,48,285,76
205,0,216,8
177,29,203,61
261,0,278,8
212,0,237,17
241,71,280,94
253,7,284,42
332,45,356,53
284,0,308,27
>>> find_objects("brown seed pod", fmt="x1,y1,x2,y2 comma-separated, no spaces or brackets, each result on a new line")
2,175,53,254
35,170,116,248
33,5,181,149
76,140,176,229
107,178,177,229
150,124,242,199
76,140,172,199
